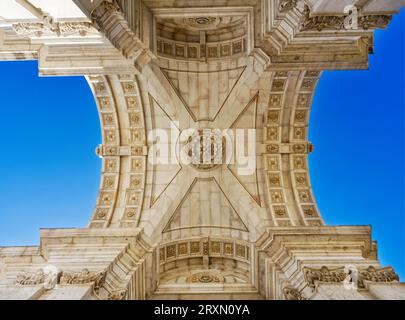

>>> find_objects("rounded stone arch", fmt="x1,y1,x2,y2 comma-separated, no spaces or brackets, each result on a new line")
86,74,147,229
83,67,326,234
263,69,324,227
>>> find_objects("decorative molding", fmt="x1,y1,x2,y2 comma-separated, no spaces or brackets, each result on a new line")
159,237,251,265
96,145,147,157
157,36,247,61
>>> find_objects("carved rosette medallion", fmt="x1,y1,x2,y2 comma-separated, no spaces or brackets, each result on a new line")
187,272,225,284
185,17,220,30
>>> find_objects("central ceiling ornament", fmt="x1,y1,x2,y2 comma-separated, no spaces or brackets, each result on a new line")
185,16,220,29
187,271,225,284
187,129,225,171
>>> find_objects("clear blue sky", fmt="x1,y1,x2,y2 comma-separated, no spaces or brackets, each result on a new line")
309,10,405,279
0,11,404,280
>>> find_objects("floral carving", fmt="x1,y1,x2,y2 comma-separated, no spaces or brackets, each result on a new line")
304,266,349,289
187,272,224,284
301,6,344,31
358,15,392,30
13,21,93,37
16,270,47,286
304,265,399,290
108,289,127,300
358,266,399,288
283,287,307,300
279,0,298,13
300,5,392,31
16,266,59,290
59,268,106,293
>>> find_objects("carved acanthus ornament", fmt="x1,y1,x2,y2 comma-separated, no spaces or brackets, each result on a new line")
108,289,128,300
279,0,299,13
358,15,393,30
304,266,399,290
304,266,350,289
16,270,47,286
300,5,392,31
358,266,399,289
13,18,94,37
283,287,307,300
300,6,344,31
16,267,59,290
59,268,106,293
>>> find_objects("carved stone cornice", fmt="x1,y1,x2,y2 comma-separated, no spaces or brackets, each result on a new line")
90,0,154,71
260,1,393,70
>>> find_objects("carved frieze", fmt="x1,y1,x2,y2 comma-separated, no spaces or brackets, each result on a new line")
16,270,47,286
301,6,344,31
304,266,349,289
16,267,59,290
13,21,93,37
59,269,106,294
300,5,392,32
304,265,399,290
358,266,399,289
358,15,392,30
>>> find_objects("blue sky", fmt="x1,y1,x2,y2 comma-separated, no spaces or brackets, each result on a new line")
309,10,405,278
0,11,404,279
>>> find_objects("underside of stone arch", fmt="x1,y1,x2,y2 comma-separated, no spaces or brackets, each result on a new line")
0,0,404,300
